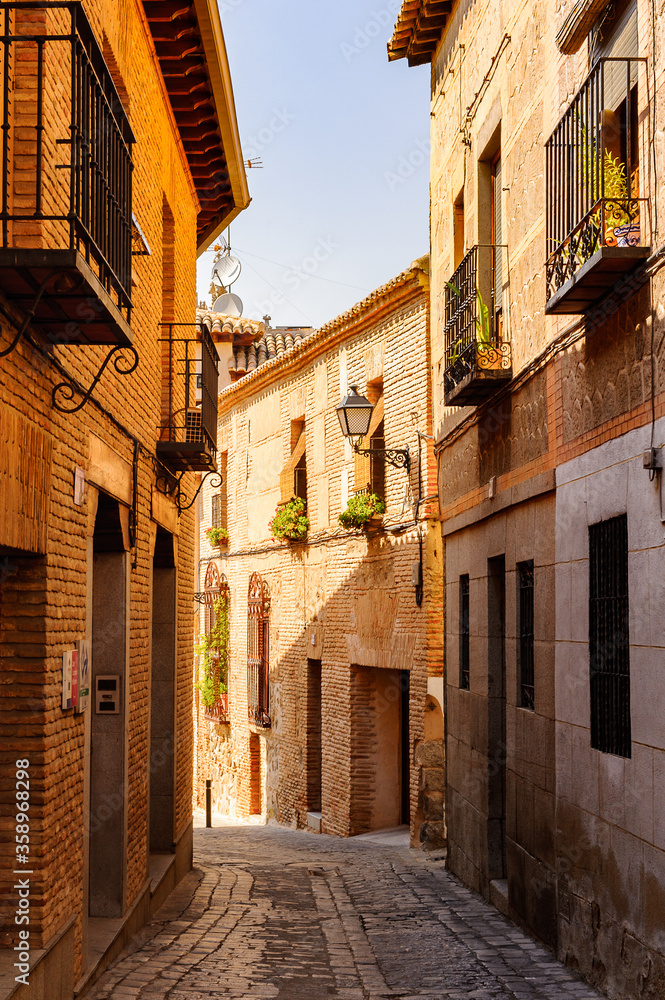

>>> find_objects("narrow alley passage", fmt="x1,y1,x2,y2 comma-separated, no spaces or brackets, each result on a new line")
84,817,604,1000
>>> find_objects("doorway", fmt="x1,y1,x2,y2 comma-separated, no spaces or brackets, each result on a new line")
149,527,176,852
306,659,322,813
89,493,128,918
249,733,261,815
350,666,409,834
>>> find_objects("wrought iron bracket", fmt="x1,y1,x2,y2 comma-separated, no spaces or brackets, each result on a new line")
354,443,410,474
0,271,67,358
154,466,222,517
52,345,139,414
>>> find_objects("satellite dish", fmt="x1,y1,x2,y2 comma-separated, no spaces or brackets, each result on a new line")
212,293,243,317
211,253,242,287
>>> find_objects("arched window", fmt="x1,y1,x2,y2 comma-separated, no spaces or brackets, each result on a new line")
202,563,229,722
247,572,271,727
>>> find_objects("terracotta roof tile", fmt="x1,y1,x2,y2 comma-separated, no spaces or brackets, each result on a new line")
226,326,312,380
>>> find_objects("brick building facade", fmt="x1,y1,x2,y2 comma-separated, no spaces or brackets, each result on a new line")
193,258,447,850
0,2,248,997
390,1,665,997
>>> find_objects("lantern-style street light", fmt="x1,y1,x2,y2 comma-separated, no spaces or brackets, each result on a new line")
336,386,410,473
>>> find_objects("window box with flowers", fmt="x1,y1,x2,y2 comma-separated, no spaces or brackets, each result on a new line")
339,492,385,530
206,526,229,547
269,496,309,542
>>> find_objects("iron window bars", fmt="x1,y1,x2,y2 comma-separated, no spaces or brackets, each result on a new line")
202,562,229,724
518,561,535,710
589,514,631,758
443,245,511,404
248,572,270,728
0,3,133,326
459,574,470,690
157,322,219,473
545,57,649,308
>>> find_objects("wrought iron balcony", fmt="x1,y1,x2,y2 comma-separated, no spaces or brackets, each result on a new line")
546,57,650,315
0,3,134,346
443,245,511,406
157,323,219,473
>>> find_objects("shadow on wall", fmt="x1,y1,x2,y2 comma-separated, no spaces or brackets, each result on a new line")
195,524,445,850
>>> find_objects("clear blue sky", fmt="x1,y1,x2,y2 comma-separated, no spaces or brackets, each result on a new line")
197,0,430,329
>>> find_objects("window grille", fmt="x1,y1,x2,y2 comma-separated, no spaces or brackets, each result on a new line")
202,563,229,722
518,561,535,710
248,572,270,727
589,514,631,757
211,494,221,529
459,575,470,690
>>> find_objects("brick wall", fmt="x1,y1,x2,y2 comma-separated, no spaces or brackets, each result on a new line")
0,0,203,981
193,264,444,847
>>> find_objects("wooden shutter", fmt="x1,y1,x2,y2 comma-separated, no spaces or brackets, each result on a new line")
599,2,638,113
219,452,228,530
280,427,306,502
353,394,384,491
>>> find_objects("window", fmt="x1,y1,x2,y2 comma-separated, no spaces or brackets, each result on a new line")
354,390,384,496
280,421,306,504
518,561,535,710
248,572,270,727
459,575,470,690
211,452,228,532
589,514,631,757
202,563,229,722
453,188,465,269
491,150,503,339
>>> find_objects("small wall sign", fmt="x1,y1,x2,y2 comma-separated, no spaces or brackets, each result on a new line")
74,467,85,506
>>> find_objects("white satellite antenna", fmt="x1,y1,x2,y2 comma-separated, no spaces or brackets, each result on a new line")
212,292,243,317
211,251,241,288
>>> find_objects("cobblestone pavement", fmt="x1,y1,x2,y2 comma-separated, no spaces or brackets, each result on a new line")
85,816,605,1000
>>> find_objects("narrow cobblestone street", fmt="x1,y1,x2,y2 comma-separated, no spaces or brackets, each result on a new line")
85,816,605,1000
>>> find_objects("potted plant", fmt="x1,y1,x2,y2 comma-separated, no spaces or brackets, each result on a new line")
269,496,309,542
195,595,229,709
339,492,386,529
447,283,502,370
206,526,229,547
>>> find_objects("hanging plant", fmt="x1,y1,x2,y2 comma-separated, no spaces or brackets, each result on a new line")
205,526,229,546
339,492,385,529
195,595,229,708
269,497,309,541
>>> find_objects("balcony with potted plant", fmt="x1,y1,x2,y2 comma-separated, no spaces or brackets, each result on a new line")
545,56,650,314
443,244,511,406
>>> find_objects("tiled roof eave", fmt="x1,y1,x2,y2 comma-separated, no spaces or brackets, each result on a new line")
218,256,429,406
141,0,249,251
387,0,451,64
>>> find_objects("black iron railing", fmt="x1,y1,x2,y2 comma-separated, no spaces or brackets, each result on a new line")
248,618,270,727
248,573,270,728
589,514,631,758
519,562,535,710
0,3,134,317
158,323,218,470
443,245,511,399
546,57,649,302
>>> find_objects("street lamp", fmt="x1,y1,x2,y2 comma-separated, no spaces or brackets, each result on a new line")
336,385,410,473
